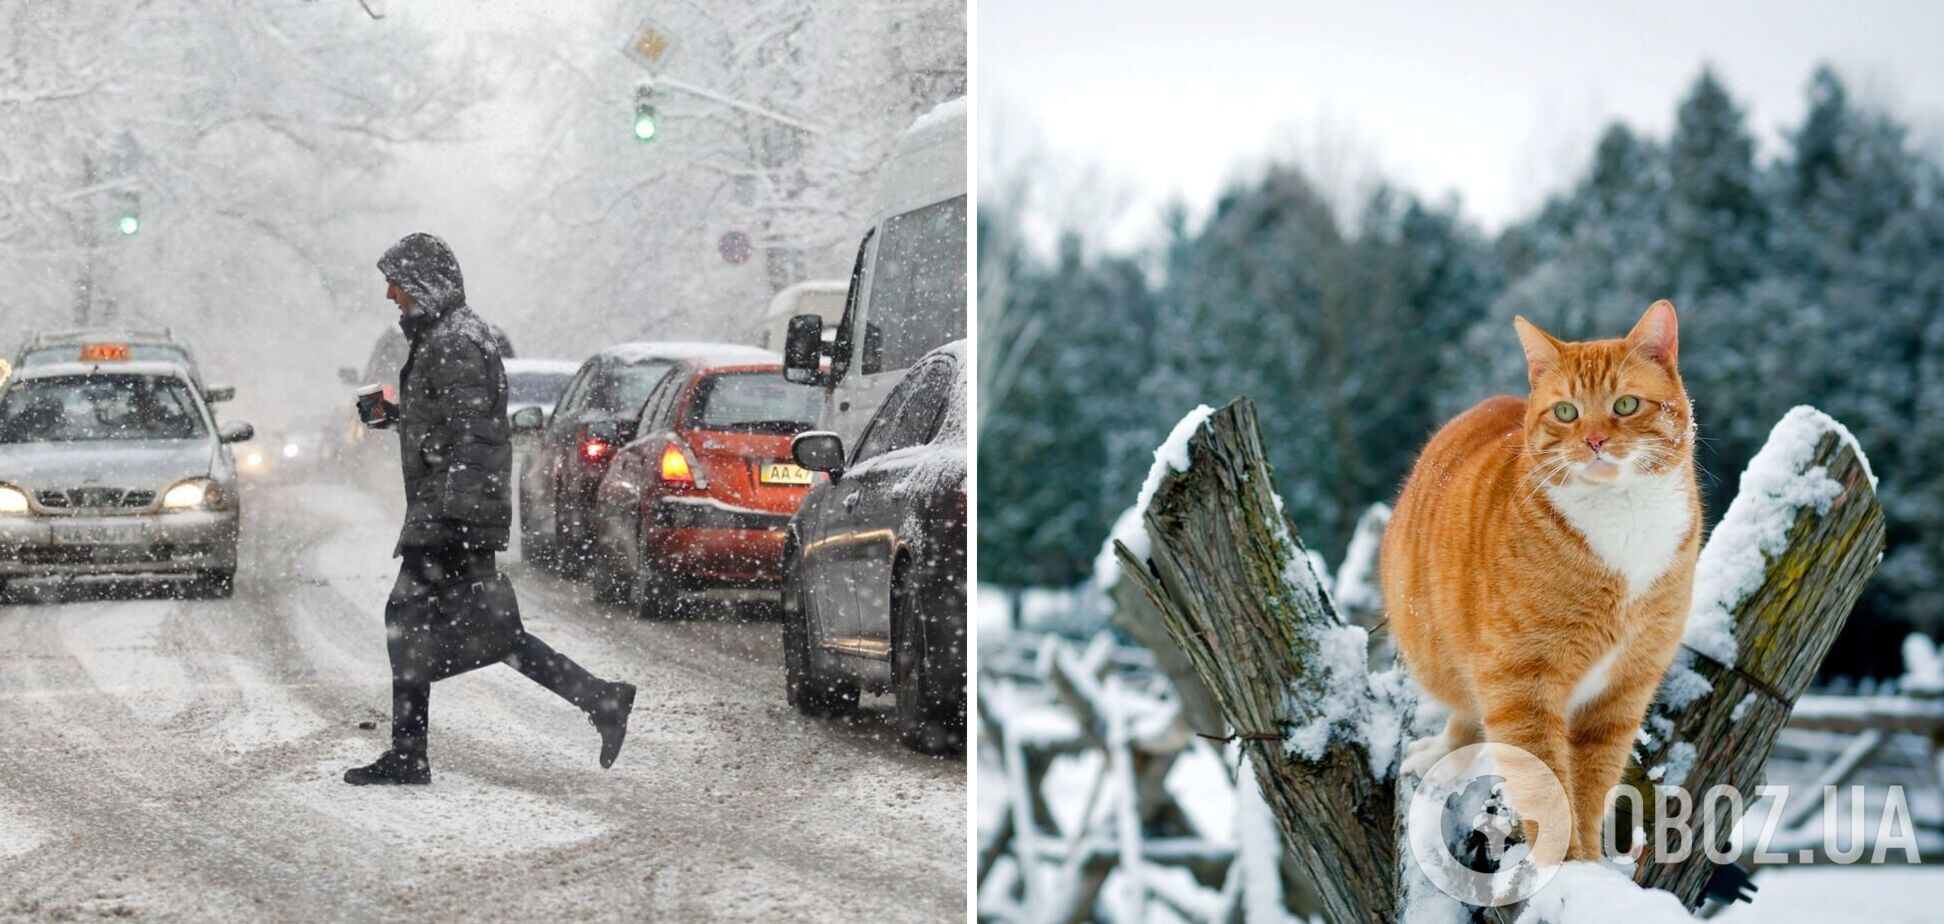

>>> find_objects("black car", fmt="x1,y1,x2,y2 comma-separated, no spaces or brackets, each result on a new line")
783,341,966,753
512,342,775,572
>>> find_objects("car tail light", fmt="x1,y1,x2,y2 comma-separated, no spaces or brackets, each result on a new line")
581,438,613,462
659,444,695,487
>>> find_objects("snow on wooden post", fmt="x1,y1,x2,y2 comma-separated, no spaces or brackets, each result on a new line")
1627,407,1885,906
1115,399,1403,924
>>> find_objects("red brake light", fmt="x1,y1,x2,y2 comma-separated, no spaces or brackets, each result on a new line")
581,438,612,462
659,444,695,486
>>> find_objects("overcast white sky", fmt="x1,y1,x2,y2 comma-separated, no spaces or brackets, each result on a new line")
981,0,1944,249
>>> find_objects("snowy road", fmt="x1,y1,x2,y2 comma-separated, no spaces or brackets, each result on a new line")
0,479,964,922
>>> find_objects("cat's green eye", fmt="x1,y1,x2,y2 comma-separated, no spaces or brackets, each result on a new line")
1553,402,1578,423
1614,395,1641,416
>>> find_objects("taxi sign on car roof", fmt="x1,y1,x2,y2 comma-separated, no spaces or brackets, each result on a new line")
78,343,132,362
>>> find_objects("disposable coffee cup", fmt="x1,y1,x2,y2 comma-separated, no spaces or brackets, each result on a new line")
357,384,392,427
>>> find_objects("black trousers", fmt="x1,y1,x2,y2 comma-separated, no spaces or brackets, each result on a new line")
387,547,604,756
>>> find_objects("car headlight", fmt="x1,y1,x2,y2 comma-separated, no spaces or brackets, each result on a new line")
243,451,265,468
0,485,29,515
282,442,300,459
162,478,224,511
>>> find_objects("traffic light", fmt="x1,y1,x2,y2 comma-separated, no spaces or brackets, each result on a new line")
633,84,659,143
114,191,140,236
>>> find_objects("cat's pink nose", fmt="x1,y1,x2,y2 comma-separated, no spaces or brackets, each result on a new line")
1586,434,1609,453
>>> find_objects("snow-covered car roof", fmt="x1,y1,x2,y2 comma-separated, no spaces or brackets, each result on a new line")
764,280,849,325
927,339,966,363
599,341,778,365
503,358,583,376
900,97,966,157
5,360,197,384
873,97,965,225
841,337,967,498
23,325,180,347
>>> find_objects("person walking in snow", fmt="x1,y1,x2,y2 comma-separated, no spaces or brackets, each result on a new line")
344,232,636,786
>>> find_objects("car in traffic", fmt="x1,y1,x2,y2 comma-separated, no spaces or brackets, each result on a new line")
782,97,966,446
235,424,329,482
584,358,824,615
511,342,774,571
782,341,966,753
13,326,236,403
759,279,847,351
505,358,582,423
505,357,583,510
0,360,254,599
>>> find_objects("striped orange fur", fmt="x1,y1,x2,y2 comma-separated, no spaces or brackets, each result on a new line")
1382,300,1700,860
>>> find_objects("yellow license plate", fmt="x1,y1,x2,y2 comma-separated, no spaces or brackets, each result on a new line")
759,462,812,485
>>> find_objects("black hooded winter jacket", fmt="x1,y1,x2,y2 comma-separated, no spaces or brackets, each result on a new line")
378,232,513,554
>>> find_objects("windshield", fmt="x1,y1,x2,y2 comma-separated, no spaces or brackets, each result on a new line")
22,345,195,372
686,371,823,434
508,371,573,406
0,374,208,443
865,195,968,372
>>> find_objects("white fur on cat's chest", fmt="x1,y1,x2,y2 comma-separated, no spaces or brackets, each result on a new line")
1545,470,1692,603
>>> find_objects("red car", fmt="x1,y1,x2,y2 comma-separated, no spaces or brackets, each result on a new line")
588,360,824,616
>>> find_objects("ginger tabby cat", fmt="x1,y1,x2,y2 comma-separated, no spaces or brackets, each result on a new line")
1382,300,1699,861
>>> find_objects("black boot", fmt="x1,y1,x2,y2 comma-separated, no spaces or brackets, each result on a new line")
589,682,636,769
343,748,431,786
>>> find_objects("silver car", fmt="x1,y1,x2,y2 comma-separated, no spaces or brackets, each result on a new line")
11,325,236,403
0,361,253,598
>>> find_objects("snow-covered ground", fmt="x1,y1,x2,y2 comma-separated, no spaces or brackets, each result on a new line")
978,585,1944,922
0,479,962,922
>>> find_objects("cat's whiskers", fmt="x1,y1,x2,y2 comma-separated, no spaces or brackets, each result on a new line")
1519,453,1575,505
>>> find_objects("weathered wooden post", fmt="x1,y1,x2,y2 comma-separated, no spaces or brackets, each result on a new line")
1116,401,1403,923
1627,408,1885,905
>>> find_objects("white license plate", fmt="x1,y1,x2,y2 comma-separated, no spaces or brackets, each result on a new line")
759,462,812,485
52,522,146,546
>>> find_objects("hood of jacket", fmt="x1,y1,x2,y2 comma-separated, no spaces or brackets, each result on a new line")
378,232,466,339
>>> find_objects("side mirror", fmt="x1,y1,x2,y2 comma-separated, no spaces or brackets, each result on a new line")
792,431,845,479
218,421,255,444
783,314,825,386
204,384,236,403
510,406,545,433
337,367,361,386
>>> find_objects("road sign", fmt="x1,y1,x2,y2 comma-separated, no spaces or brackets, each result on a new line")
624,20,678,74
718,231,752,265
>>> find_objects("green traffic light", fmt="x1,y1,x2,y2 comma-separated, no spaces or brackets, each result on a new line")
633,110,658,142
117,214,140,236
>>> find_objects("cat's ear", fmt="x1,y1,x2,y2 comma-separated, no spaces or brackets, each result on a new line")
1627,299,1679,368
1513,315,1563,383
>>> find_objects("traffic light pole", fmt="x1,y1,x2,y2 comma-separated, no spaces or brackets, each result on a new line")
643,76,825,136
74,154,97,325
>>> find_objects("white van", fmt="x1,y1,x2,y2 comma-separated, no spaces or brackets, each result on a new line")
760,279,849,351
784,97,966,446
